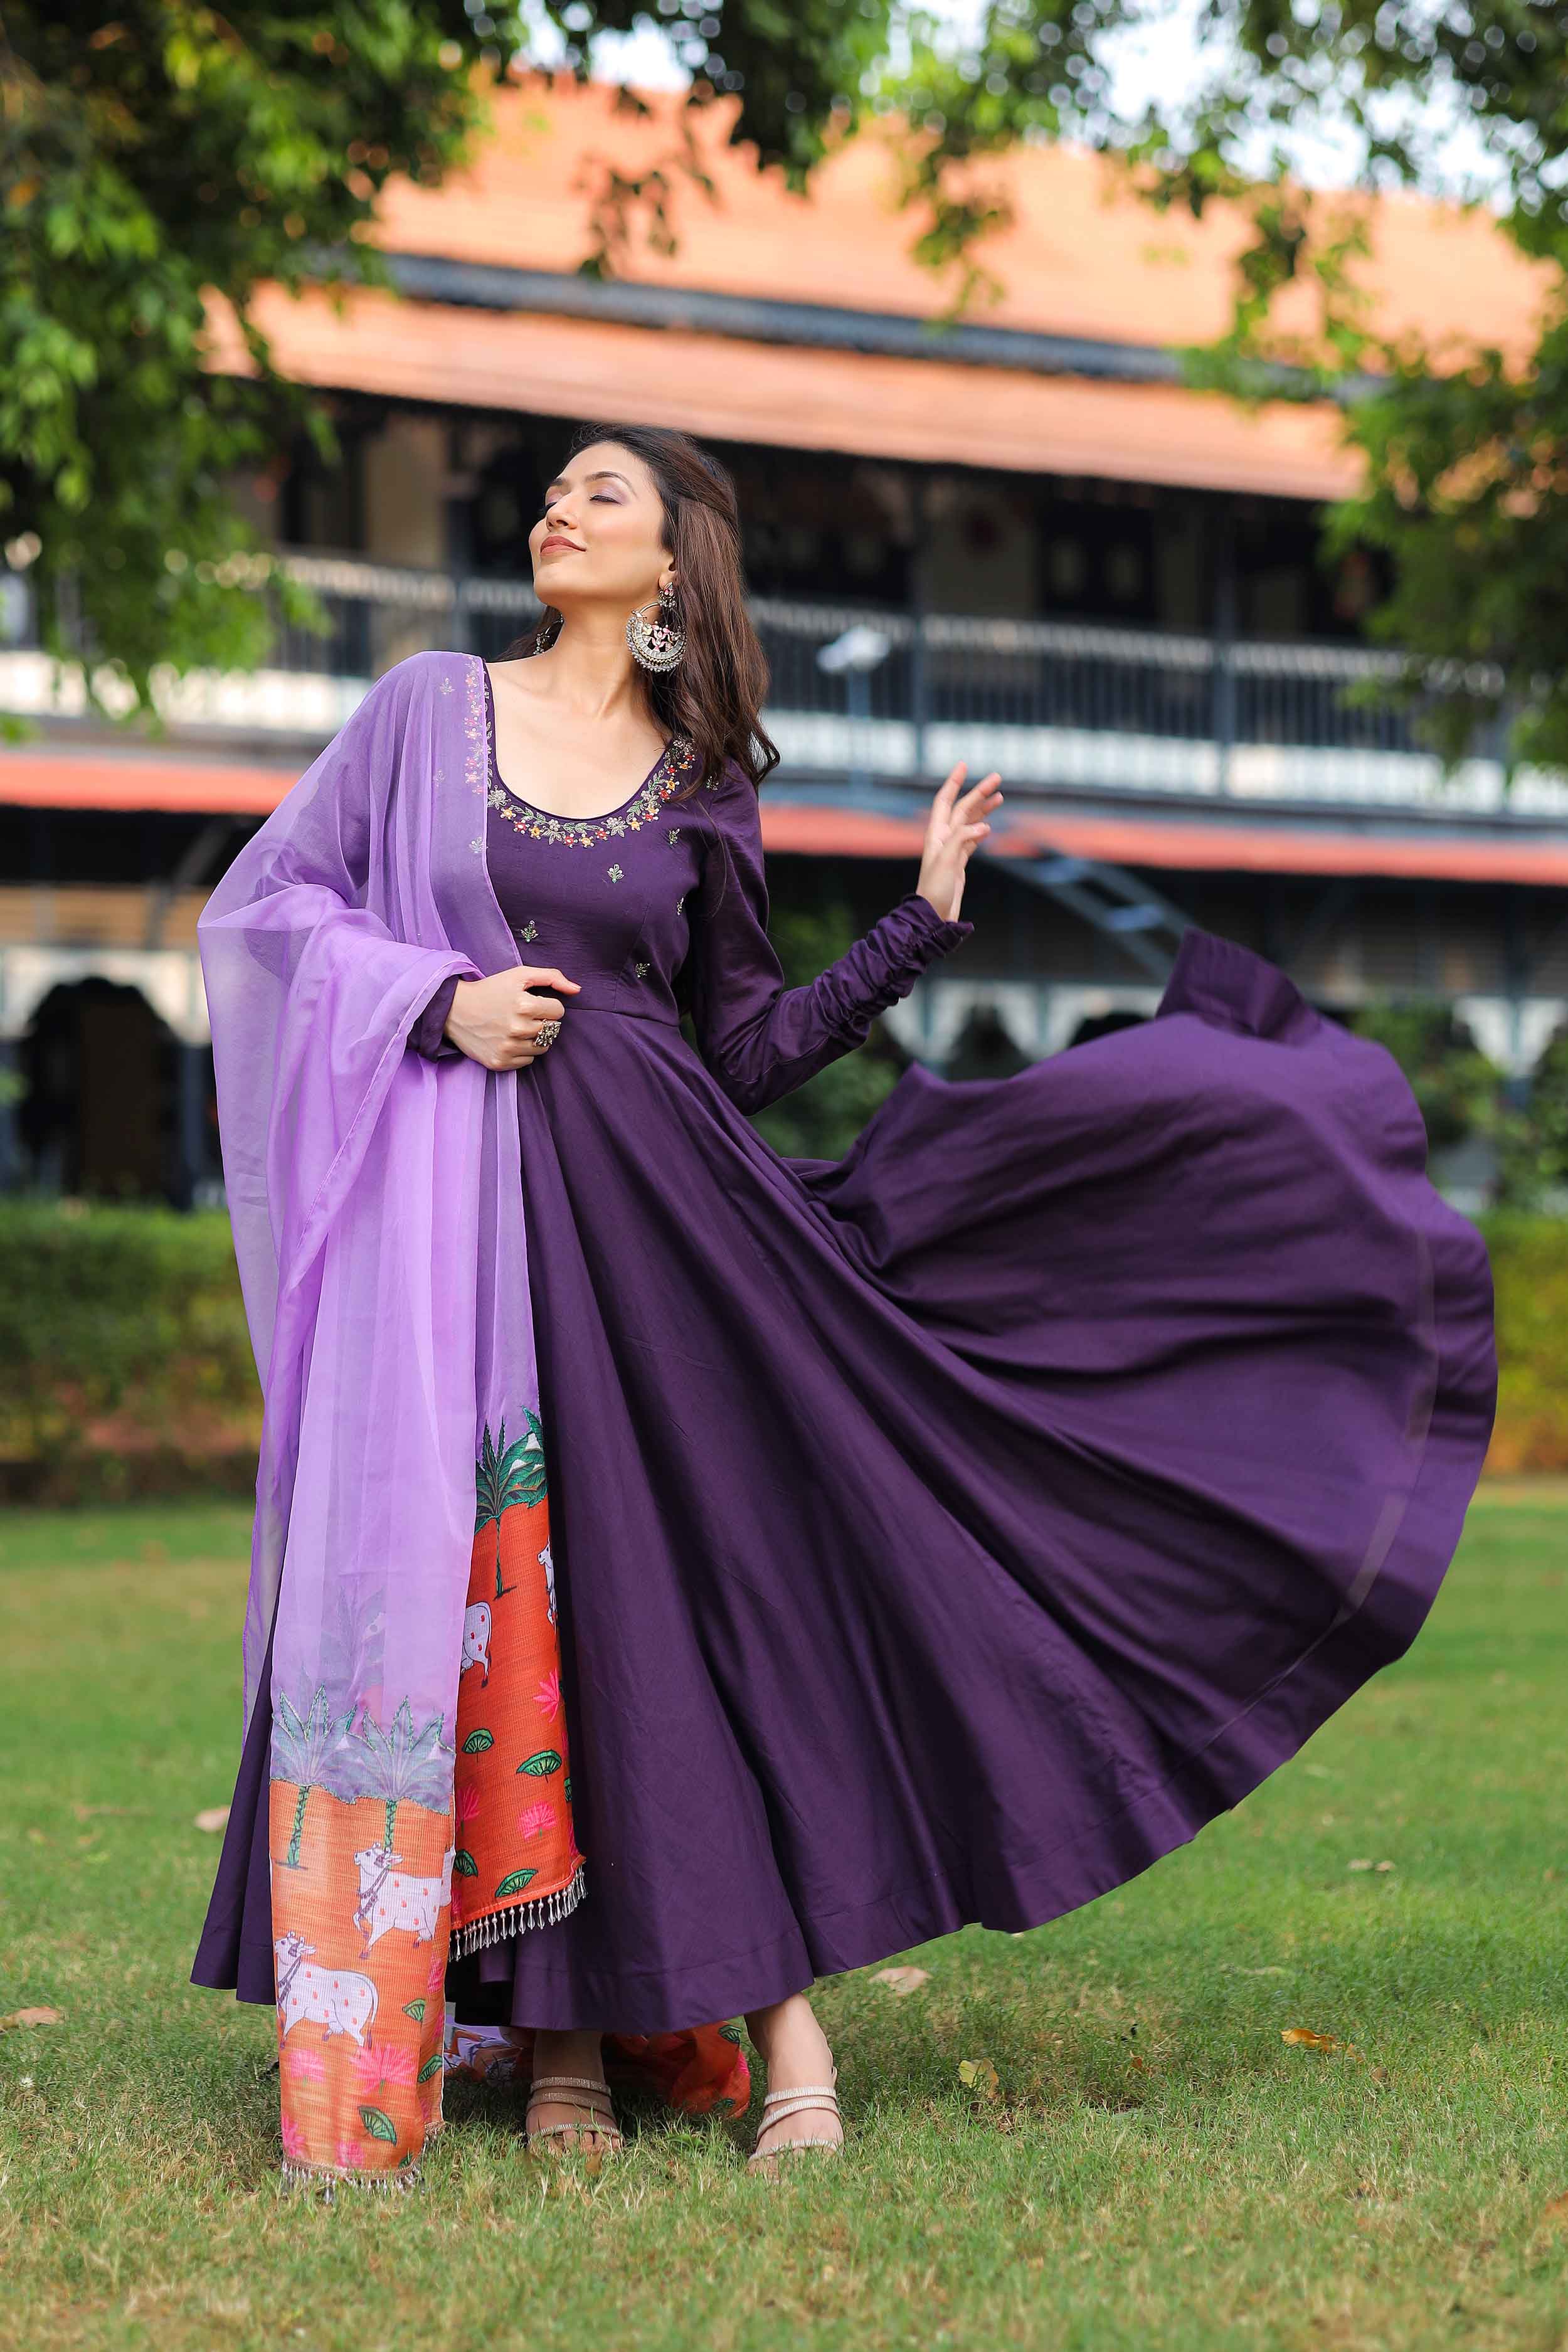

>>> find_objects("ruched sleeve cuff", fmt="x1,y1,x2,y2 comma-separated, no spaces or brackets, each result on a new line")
883,889,975,970
801,889,974,1049
406,972,462,1060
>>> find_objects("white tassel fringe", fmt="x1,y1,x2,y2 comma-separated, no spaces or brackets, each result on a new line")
280,2159,425,2201
448,1862,587,1961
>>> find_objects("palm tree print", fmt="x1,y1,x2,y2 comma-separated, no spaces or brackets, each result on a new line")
271,1685,357,1870
475,1412,547,1598
350,1697,453,1851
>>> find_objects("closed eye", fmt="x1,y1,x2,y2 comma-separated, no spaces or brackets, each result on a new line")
537,495,620,518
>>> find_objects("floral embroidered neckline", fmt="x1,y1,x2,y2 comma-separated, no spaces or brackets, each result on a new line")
480,659,703,847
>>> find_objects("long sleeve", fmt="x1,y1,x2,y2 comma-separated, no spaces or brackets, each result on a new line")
408,970,463,1059
685,763,973,1115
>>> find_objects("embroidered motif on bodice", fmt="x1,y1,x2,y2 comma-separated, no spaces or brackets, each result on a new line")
484,708,707,849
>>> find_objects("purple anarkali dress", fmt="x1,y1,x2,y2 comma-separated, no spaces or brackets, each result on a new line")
197,650,1496,2037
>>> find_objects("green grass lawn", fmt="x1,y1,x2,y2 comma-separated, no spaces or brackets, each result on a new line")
1,1488,1565,2352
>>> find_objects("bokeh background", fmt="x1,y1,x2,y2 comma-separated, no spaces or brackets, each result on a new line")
6,7,1568,1493
3,15,1568,2350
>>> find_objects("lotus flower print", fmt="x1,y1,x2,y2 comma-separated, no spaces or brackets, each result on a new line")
352,2039,418,2092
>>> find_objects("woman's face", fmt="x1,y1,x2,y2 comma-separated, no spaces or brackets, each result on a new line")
527,440,675,617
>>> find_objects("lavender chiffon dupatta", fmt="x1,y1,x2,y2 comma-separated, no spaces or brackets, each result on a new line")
196,655,572,2190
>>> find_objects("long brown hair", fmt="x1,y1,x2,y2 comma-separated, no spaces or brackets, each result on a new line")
501,421,779,800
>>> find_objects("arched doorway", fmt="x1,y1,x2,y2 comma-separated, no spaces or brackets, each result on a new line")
17,976,212,1204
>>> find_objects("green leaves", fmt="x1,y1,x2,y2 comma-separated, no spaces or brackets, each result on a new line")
517,1749,563,1778
269,1685,356,1791
460,1729,494,1755
0,3,496,706
452,1849,478,1877
1346,1000,1505,1157
494,1868,538,1899
475,1414,548,1530
349,1696,452,1817
14,0,1556,748
358,2105,398,2143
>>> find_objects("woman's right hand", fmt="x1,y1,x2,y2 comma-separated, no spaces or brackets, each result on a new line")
443,966,581,1070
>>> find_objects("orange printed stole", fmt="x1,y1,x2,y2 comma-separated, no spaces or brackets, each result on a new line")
269,1412,583,2190
445,2018,752,2117
451,1412,585,1949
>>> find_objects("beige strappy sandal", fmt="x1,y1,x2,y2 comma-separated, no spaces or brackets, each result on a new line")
747,2061,842,2176
523,2071,625,2159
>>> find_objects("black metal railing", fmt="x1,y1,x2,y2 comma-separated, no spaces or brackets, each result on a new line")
255,553,1508,800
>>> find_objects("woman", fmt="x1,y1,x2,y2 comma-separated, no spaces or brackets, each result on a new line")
192,421,1496,2192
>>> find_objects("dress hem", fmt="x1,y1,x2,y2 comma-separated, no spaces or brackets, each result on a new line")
194,1376,1491,2038
459,1370,1494,2035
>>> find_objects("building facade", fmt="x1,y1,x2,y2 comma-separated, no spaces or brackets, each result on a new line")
3,82,1564,1206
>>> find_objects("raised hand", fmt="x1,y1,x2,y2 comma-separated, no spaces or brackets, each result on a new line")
915,763,1002,924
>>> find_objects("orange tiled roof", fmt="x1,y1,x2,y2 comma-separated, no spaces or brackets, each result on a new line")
373,80,1547,366
212,285,1359,497
204,81,1545,498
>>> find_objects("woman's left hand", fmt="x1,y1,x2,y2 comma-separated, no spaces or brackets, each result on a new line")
916,763,1002,923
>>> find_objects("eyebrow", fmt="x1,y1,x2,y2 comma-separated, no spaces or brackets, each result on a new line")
543,469,632,494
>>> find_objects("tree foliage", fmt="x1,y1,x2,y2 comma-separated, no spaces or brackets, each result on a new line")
1098,1,1568,771
5,1,1565,752
1347,997,1507,1155
1,3,502,706
551,1,1568,774
1348,992,1568,1210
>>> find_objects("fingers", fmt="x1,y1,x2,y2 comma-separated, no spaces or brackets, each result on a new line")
931,817,994,862
931,767,1002,827
500,1037,548,1071
482,987,566,1073
489,968,575,1073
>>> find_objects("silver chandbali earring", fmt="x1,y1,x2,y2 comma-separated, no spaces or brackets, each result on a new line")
626,581,686,672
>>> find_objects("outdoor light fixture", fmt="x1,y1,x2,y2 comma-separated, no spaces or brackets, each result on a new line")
815,623,893,675
816,625,893,793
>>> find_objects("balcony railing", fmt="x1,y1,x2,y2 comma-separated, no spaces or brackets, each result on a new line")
8,550,1565,819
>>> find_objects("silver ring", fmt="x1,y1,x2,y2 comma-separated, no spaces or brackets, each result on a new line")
534,1019,561,1048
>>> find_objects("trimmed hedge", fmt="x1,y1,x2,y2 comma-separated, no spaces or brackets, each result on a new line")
0,1200,261,1503
1473,1209,1568,1473
0,1196,1559,1500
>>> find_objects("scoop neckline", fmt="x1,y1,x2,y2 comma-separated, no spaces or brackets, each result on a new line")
482,660,677,825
